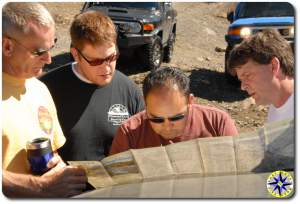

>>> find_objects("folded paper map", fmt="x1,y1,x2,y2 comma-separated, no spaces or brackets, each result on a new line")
69,119,294,189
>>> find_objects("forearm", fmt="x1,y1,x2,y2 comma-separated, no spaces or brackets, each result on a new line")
3,155,87,198
2,152,64,198
2,170,47,198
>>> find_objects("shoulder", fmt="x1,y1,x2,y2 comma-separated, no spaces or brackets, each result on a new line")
113,70,139,87
27,77,49,91
121,110,147,130
39,63,73,82
112,71,143,99
192,104,231,119
114,70,129,80
192,104,237,136
26,78,54,102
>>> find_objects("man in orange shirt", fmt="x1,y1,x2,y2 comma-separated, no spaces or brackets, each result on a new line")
110,67,238,155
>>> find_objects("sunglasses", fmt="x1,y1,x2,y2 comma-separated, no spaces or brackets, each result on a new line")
8,36,57,56
76,48,119,66
147,113,186,123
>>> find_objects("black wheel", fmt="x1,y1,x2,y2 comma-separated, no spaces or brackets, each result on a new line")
163,32,175,63
142,36,163,70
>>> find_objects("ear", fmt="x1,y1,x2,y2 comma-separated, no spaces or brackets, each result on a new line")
70,47,79,62
2,37,14,57
270,57,281,77
188,93,194,105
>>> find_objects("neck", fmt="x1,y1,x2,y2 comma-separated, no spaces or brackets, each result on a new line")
3,60,20,78
273,77,294,108
74,62,83,76
72,63,93,84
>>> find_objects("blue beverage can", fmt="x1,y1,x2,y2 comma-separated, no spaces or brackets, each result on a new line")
26,137,53,175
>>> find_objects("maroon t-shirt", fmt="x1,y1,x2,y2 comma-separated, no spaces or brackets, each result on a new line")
110,104,238,155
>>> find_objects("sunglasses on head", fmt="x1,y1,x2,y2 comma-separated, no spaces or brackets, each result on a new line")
76,48,119,66
148,113,186,123
8,36,57,56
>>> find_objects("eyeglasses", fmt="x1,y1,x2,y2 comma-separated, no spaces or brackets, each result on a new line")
76,48,119,66
7,36,57,56
147,113,186,123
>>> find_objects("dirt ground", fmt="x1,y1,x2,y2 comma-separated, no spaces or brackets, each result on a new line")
42,2,268,133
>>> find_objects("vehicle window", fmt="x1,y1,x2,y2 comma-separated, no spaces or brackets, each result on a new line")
90,2,159,10
237,2,294,18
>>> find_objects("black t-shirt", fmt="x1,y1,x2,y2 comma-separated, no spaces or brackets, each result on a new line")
39,63,145,161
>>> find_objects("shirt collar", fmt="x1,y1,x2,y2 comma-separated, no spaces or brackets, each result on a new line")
71,62,93,84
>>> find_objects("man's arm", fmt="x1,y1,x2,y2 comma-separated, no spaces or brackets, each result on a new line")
220,113,239,136
109,126,131,155
2,155,87,198
130,81,145,113
3,170,44,197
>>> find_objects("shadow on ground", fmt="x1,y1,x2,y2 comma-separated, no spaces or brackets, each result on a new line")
116,55,149,76
189,67,249,102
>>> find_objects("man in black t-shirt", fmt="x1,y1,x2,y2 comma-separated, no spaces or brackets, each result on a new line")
40,11,144,161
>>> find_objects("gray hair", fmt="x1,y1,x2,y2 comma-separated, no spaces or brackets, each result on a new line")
2,2,55,37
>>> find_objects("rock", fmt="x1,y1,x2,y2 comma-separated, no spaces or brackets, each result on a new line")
215,46,226,52
205,27,217,36
196,57,204,62
256,105,268,112
241,98,255,109
215,12,227,19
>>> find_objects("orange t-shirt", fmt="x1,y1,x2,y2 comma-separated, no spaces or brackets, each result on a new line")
110,104,238,155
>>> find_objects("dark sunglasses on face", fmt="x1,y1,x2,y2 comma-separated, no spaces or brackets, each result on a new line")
76,48,119,66
8,36,57,56
148,113,186,124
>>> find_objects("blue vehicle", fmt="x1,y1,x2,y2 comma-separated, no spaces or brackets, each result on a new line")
224,2,294,82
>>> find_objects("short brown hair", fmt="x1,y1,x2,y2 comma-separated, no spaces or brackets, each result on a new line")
70,11,117,50
228,30,294,77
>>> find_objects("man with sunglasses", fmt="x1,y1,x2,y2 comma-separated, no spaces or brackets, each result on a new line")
2,3,87,197
40,11,144,161
110,67,238,155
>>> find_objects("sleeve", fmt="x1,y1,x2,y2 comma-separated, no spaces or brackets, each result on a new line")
109,125,131,155
136,88,145,113
219,112,239,137
131,83,145,114
52,108,66,151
